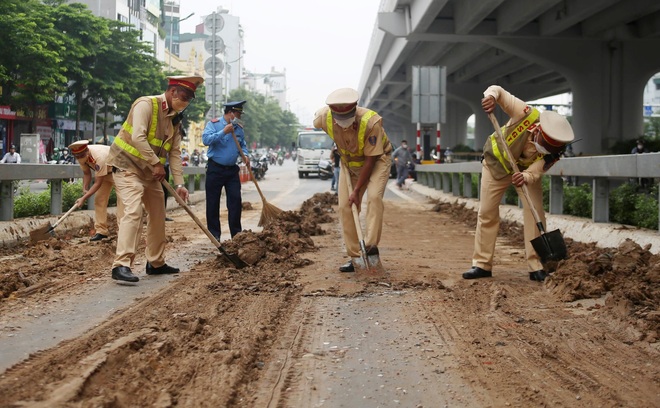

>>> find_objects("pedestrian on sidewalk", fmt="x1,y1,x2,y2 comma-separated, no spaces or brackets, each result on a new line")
0,145,21,163
106,75,203,283
392,140,413,188
69,140,122,242
313,88,393,273
202,100,249,241
463,85,574,282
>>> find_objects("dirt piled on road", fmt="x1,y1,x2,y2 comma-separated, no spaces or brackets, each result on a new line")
0,192,657,407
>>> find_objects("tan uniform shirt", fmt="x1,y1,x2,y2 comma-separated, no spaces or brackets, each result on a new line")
107,94,184,185
78,145,111,176
483,85,546,184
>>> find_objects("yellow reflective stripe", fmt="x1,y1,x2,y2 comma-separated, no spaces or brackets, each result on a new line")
326,110,334,140
491,108,540,174
325,109,381,168
114,137,165,164
120,98,172,153
491,131,512,173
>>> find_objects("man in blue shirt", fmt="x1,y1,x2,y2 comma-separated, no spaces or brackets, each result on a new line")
202,101,250,240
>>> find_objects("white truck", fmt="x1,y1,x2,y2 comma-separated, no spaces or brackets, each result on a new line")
296,129,333,178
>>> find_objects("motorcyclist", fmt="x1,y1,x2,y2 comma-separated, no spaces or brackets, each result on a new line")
191,149,201,166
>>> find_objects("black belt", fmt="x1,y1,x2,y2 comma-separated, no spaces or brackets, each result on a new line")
209,159,237,169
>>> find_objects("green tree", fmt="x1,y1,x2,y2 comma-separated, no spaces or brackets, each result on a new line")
0,0,68,131
225,88,299,150
49,2,109,139
87,20,165,138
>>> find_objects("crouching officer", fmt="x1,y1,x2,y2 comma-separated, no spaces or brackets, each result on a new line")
69,140,123,241
107,75,203,283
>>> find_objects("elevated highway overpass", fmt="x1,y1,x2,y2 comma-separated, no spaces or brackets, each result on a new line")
359,0,660,155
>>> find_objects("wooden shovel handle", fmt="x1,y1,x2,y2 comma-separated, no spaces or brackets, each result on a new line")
487,113,544,225
341,163,366,244
51,202,80,229
160,180,223,249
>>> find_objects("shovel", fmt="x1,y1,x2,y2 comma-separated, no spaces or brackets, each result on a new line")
342,164,385,274
160,180,247,269
29,202,80,244
488,113,567,263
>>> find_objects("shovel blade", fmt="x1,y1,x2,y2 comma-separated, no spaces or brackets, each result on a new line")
29,223,55,244
351,255,386,275
531,229,567,264
218,245,248,269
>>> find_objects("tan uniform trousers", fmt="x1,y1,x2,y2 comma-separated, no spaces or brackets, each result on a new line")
473,163,545,272
112,171,166,269
338,154,391,257
92,174,123,236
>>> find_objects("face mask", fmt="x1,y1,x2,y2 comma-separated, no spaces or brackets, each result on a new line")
637,144,644,150
171,97,189,113
401,144,408,149
335,117,354,129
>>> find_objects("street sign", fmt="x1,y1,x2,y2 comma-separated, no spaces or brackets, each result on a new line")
204,13,225,33
204,80,223,104
204,37,225,54
644,105,653,117
204,56,224,76
412,66,446,124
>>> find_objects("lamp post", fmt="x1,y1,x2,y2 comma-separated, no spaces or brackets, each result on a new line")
168,11,195,70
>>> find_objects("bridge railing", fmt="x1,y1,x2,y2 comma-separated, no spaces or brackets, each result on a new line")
0,164,207,221
415,152,660,231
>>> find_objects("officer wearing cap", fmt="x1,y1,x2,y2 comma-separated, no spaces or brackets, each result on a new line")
463,85,575,282
106,75,204,283
0,144,21,163
313,88,393,273
202,100,249,240
69,140,123,242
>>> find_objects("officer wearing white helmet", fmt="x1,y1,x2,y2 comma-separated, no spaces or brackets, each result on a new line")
463,85,575,282
313,88,393,273
69,140,122,242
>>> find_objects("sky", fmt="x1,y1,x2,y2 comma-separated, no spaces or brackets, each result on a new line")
179,1,382,126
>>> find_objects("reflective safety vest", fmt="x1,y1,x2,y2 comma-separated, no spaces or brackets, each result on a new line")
483,107,543,179
114,97,171,165
325,108,389,168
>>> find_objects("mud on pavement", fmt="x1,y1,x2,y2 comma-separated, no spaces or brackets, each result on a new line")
0,192,658,407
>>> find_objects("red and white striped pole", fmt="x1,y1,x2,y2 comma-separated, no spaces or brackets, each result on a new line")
416,122,421,161
435,122,441,163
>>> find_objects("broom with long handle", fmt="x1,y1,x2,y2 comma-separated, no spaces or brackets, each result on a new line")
229,129,283,226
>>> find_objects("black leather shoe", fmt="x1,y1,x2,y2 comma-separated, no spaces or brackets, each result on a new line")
90,233,108,242
366,245,379,256
165,217,174,222
112,266,139,282
529,270,548,282
462,266,492,279
146,262,180,275
339,261,355,273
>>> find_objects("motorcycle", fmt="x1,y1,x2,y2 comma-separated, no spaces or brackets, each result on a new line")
318,159,333,180
249,154,266,180
277,156,284,166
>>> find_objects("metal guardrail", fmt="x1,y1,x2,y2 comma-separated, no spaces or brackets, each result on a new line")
415,152,660,231
0,164,207,221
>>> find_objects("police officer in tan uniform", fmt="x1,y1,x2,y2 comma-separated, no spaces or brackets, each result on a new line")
107,75,203,283
313,88,393,272
463,85,574,282
69,140,122,242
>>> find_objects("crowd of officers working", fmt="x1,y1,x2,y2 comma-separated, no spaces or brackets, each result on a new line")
33,76,577,284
